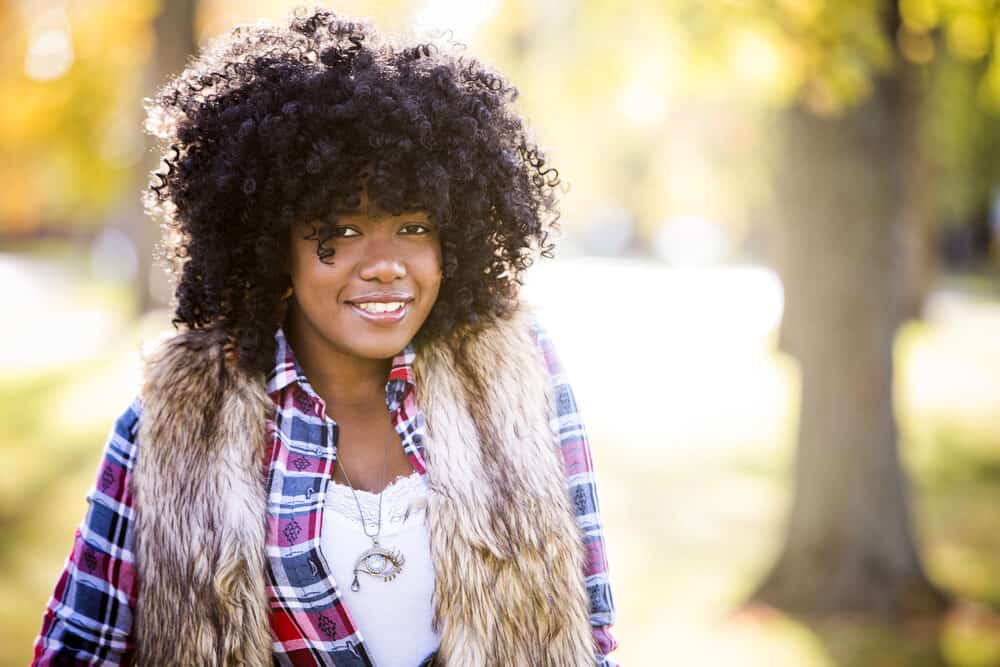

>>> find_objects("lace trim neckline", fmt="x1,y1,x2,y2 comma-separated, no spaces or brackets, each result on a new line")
331,470,424,499
325,471,427,531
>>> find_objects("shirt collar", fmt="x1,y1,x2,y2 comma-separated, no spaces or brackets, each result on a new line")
265,326,416,411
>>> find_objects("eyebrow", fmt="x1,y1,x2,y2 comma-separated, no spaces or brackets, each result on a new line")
337,207,430,221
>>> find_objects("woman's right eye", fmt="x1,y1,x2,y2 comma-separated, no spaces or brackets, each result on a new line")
331,226,360,238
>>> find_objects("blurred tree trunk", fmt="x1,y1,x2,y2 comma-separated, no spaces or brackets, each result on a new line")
130,0,197,312
751,9,949,619
900,63,934,320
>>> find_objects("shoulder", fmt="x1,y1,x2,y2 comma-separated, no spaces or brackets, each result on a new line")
414,306,555,407
476,306,575,413
139,327,229,394
521,309,565,378
456,305,568,382
138,327,269,411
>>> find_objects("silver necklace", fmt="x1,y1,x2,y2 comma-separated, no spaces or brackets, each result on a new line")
337,437,405,592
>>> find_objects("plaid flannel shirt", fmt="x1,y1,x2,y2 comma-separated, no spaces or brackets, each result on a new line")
32,321,618,666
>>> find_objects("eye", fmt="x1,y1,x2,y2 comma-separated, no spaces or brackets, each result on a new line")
350,545,405,590
331,226,361,238
399,222,433,235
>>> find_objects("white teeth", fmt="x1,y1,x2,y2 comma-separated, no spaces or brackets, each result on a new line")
356,301,404,314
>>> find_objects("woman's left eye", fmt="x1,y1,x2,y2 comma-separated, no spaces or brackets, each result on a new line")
400,223,432,235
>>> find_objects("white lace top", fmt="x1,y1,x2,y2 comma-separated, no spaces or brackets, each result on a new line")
320,471,439,667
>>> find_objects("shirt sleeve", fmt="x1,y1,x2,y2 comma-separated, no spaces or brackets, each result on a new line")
32,397,142,666
530,317,620,666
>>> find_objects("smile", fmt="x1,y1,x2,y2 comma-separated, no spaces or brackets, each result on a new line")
347,297,412,324
354,301,405,314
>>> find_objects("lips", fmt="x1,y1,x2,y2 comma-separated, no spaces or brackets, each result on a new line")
346,292,413,304
346,294,413,324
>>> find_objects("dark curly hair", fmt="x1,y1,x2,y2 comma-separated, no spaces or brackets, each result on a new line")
143,6,561,375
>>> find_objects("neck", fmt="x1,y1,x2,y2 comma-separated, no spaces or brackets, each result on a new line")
283,311,392,411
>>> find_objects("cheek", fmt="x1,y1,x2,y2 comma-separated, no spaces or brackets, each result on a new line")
290,245,349,300
288,239,313,284
422,243,444,293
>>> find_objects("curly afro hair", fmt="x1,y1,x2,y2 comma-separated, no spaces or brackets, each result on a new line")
144,6,561,375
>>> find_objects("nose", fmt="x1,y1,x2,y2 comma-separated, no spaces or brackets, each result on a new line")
358,237,406,283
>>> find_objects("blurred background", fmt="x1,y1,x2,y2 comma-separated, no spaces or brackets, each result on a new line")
3,0,1000,665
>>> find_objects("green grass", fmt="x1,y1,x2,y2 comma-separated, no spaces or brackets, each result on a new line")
592,429,1000,667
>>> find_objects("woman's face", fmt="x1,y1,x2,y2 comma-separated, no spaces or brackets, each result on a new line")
286,189,443,362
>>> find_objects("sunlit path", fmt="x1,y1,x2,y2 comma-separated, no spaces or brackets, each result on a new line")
0,254,127,369
523,258,793,454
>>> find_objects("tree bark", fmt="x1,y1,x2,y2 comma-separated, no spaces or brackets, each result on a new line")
899,60,934,320
751,32,949,619
124,0,197,313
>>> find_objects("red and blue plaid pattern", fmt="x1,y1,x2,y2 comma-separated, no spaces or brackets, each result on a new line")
32,321,617,666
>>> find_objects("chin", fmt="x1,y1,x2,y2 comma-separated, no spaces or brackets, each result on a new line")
342,328,418,360
355,343,409,360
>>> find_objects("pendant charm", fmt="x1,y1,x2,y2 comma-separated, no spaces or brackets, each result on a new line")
351,542,404,591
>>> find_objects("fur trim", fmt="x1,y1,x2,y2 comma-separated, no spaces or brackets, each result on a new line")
132,310,594,666
415,310,595,666
134,328,272,667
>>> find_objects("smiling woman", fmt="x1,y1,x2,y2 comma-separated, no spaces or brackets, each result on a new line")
31,7,617,667
286,186,443,366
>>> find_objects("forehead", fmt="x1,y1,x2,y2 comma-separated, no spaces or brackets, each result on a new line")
337,188,429,220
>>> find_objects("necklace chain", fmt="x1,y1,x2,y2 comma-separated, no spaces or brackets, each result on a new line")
336,433,390,543
334,425,407,592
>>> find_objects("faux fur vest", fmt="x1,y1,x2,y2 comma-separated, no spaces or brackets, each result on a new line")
131,310,595,666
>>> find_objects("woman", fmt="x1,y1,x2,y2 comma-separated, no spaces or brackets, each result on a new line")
33,8,617,666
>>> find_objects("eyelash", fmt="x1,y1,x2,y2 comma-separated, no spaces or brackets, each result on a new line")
330,223,432,238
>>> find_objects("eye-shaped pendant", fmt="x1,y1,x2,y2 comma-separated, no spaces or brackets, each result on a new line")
351,543,405,591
